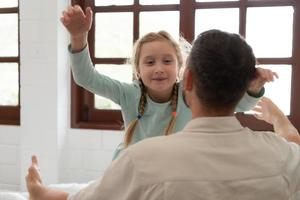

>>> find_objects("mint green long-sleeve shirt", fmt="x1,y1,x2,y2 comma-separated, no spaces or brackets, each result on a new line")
70,46,262,160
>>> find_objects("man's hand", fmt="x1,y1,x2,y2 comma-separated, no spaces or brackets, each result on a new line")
253,97,300,145
26,155,45,200
252,97,283,124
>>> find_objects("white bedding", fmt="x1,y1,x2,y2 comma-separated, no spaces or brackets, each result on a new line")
0,183,88,200
0,192,27,200
2,183,300,200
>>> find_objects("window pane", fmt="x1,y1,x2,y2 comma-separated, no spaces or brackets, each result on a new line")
0,63,18,106
196,0,238,2
246,6,293,58
95,0,133,6
95,13,133,58
94,64,132,110
195,8,239,36
140,11,179,41
0,0,18,7
248,0,291,2
0,14,18,57
261,65,291,115
140,0,179,5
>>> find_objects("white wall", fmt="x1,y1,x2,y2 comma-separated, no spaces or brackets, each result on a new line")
0,127,20,191
0,0,123,191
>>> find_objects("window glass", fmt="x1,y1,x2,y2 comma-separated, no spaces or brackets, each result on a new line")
140,0,179,5
95,0,133,6
95,13,133,58
260,65,291,115
246,6,293,58
195,8,239,36
0,0,18,7
248,0,291,1
140,11,179,40
0,14,18,57
0,63,18,106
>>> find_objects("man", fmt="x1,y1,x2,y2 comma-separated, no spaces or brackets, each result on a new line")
26,30,300,200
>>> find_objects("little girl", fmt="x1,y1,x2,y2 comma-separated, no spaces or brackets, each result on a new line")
61,5,277,159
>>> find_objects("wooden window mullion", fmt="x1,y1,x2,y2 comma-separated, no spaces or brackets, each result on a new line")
290,0,300,130
180,0,195,42
239,0,247,37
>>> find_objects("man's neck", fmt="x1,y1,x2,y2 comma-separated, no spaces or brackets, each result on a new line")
190,103,235,119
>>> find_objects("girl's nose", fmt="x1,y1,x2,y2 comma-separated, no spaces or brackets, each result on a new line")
154,63,164,73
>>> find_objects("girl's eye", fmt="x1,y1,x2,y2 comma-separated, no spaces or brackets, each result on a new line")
164,59,173,64
145,60,154,65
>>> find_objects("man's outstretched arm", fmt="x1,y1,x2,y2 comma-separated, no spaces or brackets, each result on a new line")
26,155,68,200
253,97,300,145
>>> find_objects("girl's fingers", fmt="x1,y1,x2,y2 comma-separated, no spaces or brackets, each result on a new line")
62,11,71,20
60,17,68,26
262,70,272,81
74,5,85,16
62,13,71,25
85,7,93,19
265,70,278,82
74,5,81,11
257,68,279,82
273,72,279,79
268,71,273,80
62,6,81,19
67,5,74,15
61,5,87,26
85,7,93,23
63,9,73,18
269,71,275,81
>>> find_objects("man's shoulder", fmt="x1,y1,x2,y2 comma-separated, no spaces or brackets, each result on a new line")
251,129,286,142
249,129,299,156
130,134,175,151
127,133,183,159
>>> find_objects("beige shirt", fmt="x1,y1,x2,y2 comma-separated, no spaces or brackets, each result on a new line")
68,117,300,200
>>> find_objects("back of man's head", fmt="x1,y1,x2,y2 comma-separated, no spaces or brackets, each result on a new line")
188,29,256,110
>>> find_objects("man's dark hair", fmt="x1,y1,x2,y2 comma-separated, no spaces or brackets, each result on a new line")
188,29,256,110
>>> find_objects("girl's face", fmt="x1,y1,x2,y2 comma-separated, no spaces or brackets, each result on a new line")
138,40,179,102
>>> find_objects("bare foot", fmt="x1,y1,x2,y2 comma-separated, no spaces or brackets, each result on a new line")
26,155,46,200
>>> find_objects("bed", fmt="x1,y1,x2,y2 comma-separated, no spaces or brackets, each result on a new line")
1,183,300,200
0,183,88,200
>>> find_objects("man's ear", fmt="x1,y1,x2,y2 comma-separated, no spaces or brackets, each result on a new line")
183,68,193,91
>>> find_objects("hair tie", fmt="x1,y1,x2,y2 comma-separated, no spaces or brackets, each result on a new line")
137,114,142,120
172,111,177,117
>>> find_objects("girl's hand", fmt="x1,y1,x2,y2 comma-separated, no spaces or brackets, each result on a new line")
60,5,93,51
248,67,278,95
60,5,93,38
